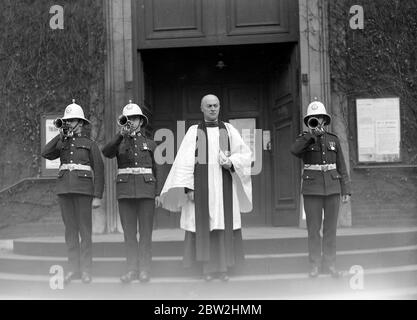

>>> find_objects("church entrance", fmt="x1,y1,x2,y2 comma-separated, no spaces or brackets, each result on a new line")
140,42,300,228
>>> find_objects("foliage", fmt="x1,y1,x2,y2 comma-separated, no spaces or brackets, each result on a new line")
328,0,417,223
0,0,106,189
329,0,417,162
0,179,58,227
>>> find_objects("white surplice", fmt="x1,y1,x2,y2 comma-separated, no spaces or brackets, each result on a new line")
159,123,252,232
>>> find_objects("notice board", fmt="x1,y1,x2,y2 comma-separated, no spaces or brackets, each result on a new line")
40,114,61,176
356,97,400,163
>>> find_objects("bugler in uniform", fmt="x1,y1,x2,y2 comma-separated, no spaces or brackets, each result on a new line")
41,100,105,284
290,100,351,278
102,101,162,283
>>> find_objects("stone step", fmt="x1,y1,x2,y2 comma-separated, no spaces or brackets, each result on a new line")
1,245,416,277
12,229,417,257
38,216,63,224
0,265,416,300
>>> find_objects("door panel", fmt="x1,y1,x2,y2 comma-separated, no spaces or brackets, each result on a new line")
269,45,300,226
222,85,264,225
136,0,298,48
142,0,206,39
275,121,295,201
226,0,289,36
226,84,261,113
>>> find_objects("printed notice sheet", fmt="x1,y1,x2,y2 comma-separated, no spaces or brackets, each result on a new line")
356,98,400,162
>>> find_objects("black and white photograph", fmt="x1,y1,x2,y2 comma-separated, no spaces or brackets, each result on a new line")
0,0,416,306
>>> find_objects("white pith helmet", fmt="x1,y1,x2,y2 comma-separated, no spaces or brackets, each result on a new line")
303,99,331,126
62,99,90,124
122,100,148,126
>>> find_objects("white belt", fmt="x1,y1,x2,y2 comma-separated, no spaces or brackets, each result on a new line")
304,164,336,172
117,167,152,175
59,164,92,171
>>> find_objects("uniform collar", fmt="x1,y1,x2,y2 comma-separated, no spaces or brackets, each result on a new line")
71,132,87,138
127,131,142,138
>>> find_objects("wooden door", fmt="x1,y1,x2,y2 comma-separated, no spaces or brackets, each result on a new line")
269,44,300,226
135,0,299,49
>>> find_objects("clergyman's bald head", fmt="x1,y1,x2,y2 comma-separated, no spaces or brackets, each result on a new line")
201,94,220,108
200,94,220,121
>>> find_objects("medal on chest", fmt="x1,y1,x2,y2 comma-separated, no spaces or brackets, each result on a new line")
328,141,336,151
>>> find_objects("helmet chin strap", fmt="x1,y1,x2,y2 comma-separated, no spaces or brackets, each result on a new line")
134,123,141,132
68,120,82,135
132,119,144,134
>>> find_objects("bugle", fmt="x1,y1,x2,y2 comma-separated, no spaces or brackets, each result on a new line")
117,114,134,134
307,117,320,129
53,118,64,129
54,118,72,137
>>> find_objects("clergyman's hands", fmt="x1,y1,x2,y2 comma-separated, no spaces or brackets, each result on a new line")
187,191,194,202
219,151,232,170
342,195,350,203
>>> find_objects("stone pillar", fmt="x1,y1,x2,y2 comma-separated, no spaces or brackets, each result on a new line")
103,0,133,233
298,0,352,227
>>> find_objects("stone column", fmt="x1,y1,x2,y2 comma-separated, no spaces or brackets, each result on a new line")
103,0,133,232
298,0,352,227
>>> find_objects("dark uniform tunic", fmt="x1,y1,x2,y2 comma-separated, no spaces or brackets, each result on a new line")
291,131,351,269
102,132,162,274
41,133,105,273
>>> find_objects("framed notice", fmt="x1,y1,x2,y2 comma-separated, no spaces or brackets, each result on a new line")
40,114,61,176
356,98,401,163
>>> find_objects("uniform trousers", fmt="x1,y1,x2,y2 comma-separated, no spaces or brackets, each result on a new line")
58,194,93,273
118,198,154,273
303,194,340,268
